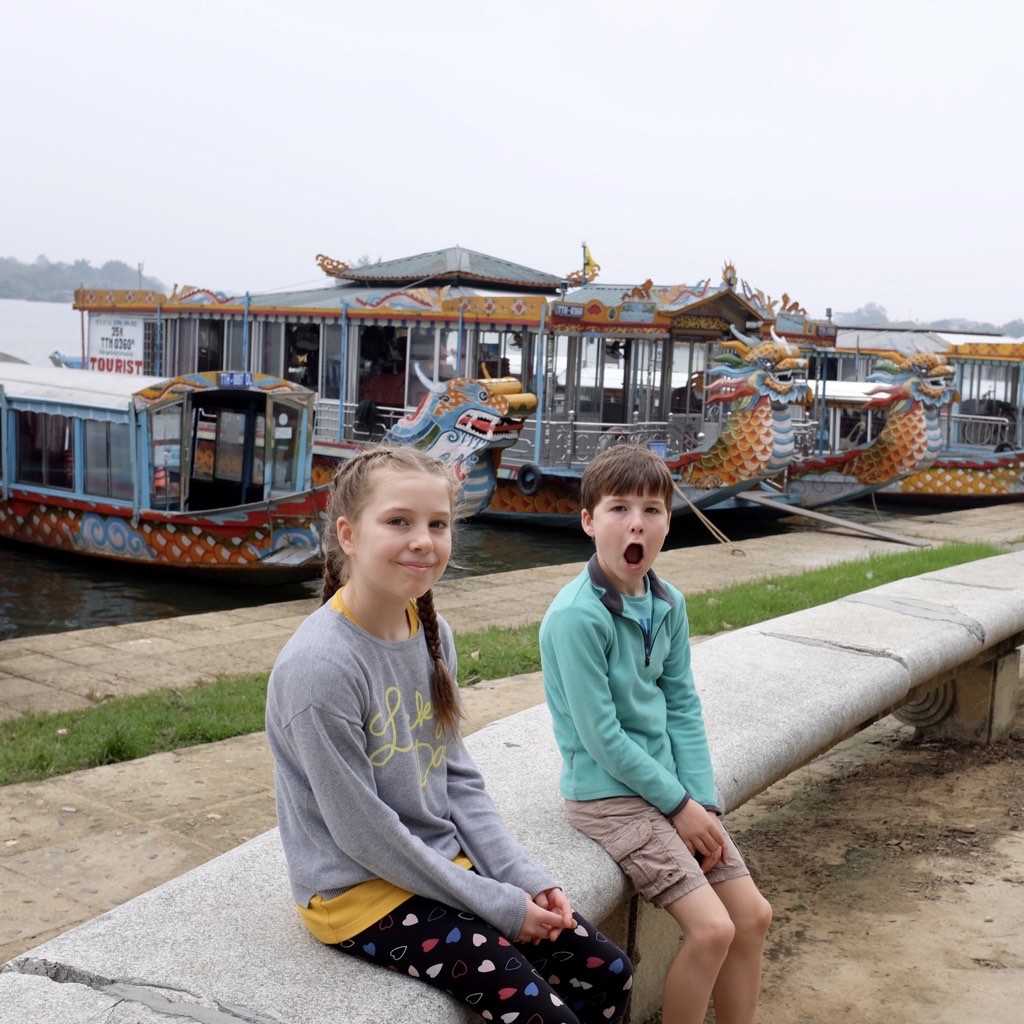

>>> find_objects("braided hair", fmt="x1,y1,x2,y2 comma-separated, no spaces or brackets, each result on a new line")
320,446,464,737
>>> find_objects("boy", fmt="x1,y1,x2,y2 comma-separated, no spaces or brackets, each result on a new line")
540,444,771,1024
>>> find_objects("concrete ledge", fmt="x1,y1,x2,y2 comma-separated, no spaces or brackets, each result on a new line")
1,713,627,1024
5,551,1023,1022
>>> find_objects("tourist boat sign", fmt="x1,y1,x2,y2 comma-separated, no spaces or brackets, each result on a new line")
87,315,146,374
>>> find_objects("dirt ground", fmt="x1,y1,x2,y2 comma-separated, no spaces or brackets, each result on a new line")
724,698,1024,1024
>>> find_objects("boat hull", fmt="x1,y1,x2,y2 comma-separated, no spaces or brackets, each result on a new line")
0,488,329,583
878,449,1024,506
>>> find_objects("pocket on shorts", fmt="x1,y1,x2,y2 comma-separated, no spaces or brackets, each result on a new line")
604,818,660,892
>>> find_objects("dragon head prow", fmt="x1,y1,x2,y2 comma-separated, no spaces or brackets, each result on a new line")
866,351,956,407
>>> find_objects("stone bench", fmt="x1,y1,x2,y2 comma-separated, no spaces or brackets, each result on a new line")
4,551,1023,1023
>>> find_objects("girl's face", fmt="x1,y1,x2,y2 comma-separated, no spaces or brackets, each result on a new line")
336,470,453,605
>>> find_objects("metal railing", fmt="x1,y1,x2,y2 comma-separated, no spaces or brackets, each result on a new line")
948,413,1014,448
314,401,407,443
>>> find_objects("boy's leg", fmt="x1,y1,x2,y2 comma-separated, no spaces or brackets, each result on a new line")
707,876,772,1024
662,885,735,1024
566,798,765,1024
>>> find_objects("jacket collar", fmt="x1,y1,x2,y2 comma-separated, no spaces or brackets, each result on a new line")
586,553,674,616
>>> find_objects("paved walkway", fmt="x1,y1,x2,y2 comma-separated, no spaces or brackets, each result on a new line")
1,504,1022,963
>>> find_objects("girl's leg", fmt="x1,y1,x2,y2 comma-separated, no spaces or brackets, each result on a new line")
522,912,633,1024
707,876,772,1024
338,896,631,1024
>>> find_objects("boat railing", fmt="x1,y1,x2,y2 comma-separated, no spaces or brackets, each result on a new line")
500,412,723,471
948,412,1014,449
791,417,824,457
314,400,407,443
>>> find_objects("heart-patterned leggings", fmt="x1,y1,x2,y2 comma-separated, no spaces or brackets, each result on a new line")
337,894,633,1024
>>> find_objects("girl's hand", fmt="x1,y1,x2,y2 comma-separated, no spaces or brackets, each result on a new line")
534,887,576,941
671,800,727,874
517,896,567,945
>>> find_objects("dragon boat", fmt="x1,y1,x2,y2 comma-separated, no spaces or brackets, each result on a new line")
483,273,819,525
69,249,846,528
0,365,326,580
779,351,958,508
826,329,1024,506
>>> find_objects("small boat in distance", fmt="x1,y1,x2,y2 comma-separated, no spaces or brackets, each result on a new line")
0,365,327,581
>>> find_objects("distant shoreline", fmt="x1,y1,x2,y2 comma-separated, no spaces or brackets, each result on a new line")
0,292,75,304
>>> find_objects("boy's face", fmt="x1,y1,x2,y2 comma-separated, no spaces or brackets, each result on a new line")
581,490,671,597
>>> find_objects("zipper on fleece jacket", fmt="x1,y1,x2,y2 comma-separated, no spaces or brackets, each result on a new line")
585,554,674,667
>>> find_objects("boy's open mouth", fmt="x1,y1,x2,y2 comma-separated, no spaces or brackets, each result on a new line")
624,543,644,567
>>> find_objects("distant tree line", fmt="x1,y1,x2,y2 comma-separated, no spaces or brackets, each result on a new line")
0,256,166,303
835,301,1023,337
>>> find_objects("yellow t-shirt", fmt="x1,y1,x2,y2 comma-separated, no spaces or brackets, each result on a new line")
297,853,475,944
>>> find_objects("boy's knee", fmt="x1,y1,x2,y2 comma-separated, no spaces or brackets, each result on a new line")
686,910,735,958
737,894,773,942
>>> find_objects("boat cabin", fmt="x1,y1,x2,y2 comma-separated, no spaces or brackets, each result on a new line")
0,366,316,514
834,329,1023,451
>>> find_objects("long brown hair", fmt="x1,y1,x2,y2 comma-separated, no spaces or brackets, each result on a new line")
320,446,464,737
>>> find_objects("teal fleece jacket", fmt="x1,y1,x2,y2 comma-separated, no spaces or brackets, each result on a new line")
540,556,719,816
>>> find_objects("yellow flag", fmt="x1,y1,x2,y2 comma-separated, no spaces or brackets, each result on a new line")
583,245,597,274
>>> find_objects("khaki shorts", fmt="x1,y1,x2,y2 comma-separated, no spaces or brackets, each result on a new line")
565,796,749,908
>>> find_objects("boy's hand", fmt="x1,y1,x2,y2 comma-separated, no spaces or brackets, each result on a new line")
534,887,576,941
517,895,567,945
670,800,727,873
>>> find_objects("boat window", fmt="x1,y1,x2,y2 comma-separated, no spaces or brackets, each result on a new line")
477,329,518,380
252,413,266,489
358,325,407,410
284,324,320,390
151,404,183,510
15,411,74,490
143,320,159,375
442,328,461,379
262,322,284,377
176,320,197,375
670,340,707,415
224,321,247,371
84,421,133,500
193,409,216,482
575,336,605,419
271,404,300,494
321,322,343,400
197,321,225,372
407,325,437,407
215,410,246,483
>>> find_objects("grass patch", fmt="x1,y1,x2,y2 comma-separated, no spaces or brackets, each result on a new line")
454,623,541,687
0,541,1003,786
0,674,267,786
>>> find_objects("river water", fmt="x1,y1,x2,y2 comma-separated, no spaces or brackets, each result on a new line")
0,509,802,641
0,297,82,366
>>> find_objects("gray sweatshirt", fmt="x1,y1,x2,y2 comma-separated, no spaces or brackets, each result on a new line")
266,601,556,940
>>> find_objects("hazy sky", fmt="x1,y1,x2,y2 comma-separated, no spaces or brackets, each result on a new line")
4,1,1021,324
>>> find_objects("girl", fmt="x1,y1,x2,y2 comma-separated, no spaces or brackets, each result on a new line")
266,447,633,1024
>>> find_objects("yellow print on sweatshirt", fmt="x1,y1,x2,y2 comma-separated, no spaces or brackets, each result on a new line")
368,685,446,787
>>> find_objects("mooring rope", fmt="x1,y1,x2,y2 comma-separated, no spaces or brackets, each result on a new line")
672,480,746,556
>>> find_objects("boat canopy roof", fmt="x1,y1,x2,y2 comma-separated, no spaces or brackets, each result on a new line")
0,364,165,412
0,365,312,415
835,329,1017,357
